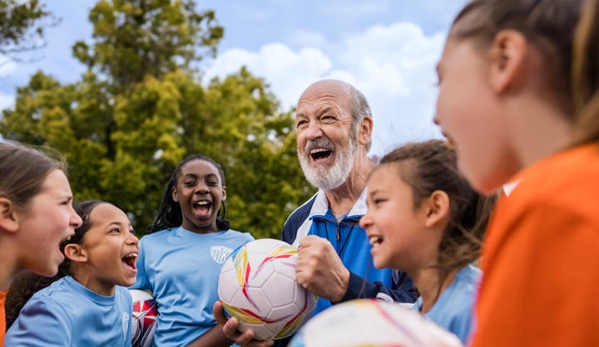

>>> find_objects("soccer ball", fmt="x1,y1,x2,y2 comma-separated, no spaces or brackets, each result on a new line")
288,299,464,347
217,238,317,340
130,289,158,347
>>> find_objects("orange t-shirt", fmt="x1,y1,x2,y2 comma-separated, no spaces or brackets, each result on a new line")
470,144,599,346
0,288,6,347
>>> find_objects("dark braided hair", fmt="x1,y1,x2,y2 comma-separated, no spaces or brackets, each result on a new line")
5,200,106,329
148,154,231,233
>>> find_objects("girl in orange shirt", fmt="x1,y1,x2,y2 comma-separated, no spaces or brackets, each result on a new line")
0,143,82,345
432,0,599,345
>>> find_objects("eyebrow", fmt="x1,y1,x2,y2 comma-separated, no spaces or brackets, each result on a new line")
106,221,130,228
368,188,381,197
317,106,335,117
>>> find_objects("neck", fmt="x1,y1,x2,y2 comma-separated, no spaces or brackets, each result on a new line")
512,98,572,169
181,221,220,234
71,268,116,297
0,236,19,290
411,267,459,314
324,155,375,215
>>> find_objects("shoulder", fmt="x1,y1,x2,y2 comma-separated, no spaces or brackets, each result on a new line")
500,145,599,226
138,228,175,245
223,229,255,240
17,282,72,321
283,194,318,228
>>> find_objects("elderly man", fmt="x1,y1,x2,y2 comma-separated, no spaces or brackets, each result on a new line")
214,79,416,347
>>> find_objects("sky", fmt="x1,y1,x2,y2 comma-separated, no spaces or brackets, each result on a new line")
0,0,469,155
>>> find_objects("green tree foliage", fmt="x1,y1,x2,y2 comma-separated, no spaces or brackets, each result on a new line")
0,0,315,239
0,0,56,58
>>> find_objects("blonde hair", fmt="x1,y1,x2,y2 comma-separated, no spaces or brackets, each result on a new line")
571,0,599,144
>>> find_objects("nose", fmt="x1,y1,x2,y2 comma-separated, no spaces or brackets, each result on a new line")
359,213,371,230
128,233,139,246
70,206,83,229
304,121,324,141
195,182,210,194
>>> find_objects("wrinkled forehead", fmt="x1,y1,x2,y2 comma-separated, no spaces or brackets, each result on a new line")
296,82,352,116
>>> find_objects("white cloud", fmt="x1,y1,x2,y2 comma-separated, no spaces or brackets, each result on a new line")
204,43,332,110
203,21,446,155
0,91,15,111
0,55,17,77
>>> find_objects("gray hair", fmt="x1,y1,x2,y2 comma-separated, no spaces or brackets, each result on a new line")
348,86,373,151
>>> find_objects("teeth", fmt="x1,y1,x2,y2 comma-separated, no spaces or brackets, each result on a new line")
124,253,138,258
65,236,71,242
196,201,209,205
310,148,330,154
369,236,383,245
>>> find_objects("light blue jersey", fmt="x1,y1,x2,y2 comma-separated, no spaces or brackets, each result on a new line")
131,227,254,347
6,276,132,346
414,264,481,344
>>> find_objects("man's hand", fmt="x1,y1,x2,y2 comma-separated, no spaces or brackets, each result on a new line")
296,235,350,303
212,301,274,347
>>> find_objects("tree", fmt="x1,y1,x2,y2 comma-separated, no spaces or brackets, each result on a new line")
0,0,315,238
0,0,57,59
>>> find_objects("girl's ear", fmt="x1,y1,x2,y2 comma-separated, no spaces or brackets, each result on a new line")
358,116,373,147
171,187,179,203
489,29,527,94
63,244,88,263
0,198,19,233
424,190,450,228
221,186,227,201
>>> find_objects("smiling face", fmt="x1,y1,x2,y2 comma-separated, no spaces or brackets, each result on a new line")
72,203,138,295
16,169,82,277
172,159,226,233
359,163,437,273
433,36,518,194
295,81,359,190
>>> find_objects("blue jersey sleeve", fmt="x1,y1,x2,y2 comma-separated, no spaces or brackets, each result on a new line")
341,270,417,303
5,298,71,346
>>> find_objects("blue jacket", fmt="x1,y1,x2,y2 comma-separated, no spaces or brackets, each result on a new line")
282,189,416,310
274,190,416,347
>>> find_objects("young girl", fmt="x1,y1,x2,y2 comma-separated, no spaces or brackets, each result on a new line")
433,0,595,345
5,200,139,346
359,140,495,344
0,142,82,345
131,154,254,347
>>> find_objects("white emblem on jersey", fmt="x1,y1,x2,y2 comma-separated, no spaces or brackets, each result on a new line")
211,245,233,264
122,311,130,337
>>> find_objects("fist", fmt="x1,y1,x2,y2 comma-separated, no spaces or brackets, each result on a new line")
296,235,350,302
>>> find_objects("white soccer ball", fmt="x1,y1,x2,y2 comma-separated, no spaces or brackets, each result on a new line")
288,299,465,347
129,289,158,347
217,238,317,340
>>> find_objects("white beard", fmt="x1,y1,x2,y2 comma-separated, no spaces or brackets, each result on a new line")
299,137,357,190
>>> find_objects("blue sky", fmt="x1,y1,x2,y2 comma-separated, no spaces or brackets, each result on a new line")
0,0,469,155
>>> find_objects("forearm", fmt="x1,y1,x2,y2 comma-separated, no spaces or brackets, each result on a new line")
186,325,233,347
339,271,416,303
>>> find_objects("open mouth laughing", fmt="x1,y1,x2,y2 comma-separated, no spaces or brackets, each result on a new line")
369,235,383,246
193,200,212,217
122,252,138,272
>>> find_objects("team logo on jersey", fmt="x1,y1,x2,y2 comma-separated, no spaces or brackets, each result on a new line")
211,245,233,264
